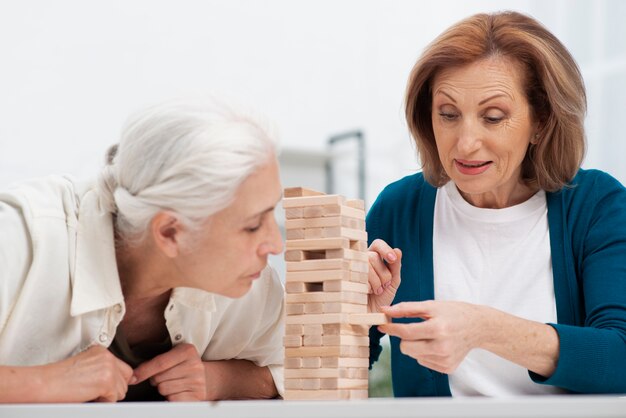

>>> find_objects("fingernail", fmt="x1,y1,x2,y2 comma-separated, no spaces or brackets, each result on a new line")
376,287,384,295
384,281,391,288
386,252,397,262
130,376,137,385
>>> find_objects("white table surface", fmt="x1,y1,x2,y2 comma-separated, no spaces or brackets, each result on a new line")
2,396,625,418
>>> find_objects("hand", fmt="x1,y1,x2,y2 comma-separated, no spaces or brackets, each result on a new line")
131,343,206,401
367,239,402,313
378,300,486,374
48,345,133,402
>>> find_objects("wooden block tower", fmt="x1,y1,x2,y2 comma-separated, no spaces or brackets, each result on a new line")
282,187,387,400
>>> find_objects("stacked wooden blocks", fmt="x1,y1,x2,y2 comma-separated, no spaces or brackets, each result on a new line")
282,187,387,400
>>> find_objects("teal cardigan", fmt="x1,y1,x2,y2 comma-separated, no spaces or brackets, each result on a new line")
367,169,626,395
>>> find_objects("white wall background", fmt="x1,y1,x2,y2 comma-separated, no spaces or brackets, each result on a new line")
1,0,625,202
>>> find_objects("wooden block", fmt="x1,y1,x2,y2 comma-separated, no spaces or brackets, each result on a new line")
323,302,367,314
350,271,369,284
349,390,369,399
322,227,368,241
285,281,307,293
286,269,349,283
285,313,348,325
320,378,368,390
302,324,323,335
282,195,345,208
321,357,369,368
323,280,368,293
284,357,302,369
285,216,364,230
286,259,349,272
304,302,324,314
301,357,322,368
303,206,324,218
283,390,350,400
323,323,370,336
285,207,303,219
284,250,304,262
284,187,324,198
326,248,368,262
284,368,368,379
285,324,304,335
350,261,369,274
303,334,323,346
284,379,299,390
284,250,326,262
286,303,305,315
303,227,324,239
285,368,347,379
286,238,349,251
322,334,370,347
345,199,365,210
349,312,389,325
283,335,303,348
350,240,368,251
322,204,365,220
285,345,369,358
286,291,367,305
286,228,305,240
301,378,321,390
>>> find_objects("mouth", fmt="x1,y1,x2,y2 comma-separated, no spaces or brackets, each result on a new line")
454,159,492,175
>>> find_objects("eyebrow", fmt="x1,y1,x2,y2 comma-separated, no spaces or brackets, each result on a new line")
434,91,512,106
245,193,283,221
478,93,510,106
435,91,457,103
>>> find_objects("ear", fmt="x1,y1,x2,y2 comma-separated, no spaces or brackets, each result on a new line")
150,211,184,258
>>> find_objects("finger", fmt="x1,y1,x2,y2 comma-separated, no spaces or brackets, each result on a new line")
167,391,200,402
132,348,187,384
368,239,399,264
380,301,434,319
378,321,435,340
116,358,134,384
367,251,391,294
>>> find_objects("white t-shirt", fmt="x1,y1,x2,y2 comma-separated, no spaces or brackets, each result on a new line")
433,181,563,396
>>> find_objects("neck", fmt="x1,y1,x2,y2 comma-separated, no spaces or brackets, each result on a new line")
115,239,175,303
459,180,539,209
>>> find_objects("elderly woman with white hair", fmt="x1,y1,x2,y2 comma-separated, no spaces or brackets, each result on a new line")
0,98,285,402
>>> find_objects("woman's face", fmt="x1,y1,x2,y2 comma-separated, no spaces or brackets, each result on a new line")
177,157,284,298
431,57,538,208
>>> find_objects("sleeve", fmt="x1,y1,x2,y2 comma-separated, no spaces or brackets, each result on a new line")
531,174,626,393
0,201,32,333
366,193,387,368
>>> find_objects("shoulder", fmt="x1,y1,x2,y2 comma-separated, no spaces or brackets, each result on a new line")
369,172,432,215
551,168,626,210
0,175,81,221
375,172,429,203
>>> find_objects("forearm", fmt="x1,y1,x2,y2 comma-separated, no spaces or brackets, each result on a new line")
0,364,56,403
203,359,278,400
478,306,560,377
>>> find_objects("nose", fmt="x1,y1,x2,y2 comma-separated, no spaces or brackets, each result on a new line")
258,215,284,256
456,119,482,155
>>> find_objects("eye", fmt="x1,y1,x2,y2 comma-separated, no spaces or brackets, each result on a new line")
483,109,506,124
484,115,503,124
245,223,262,233
438,112,459,121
